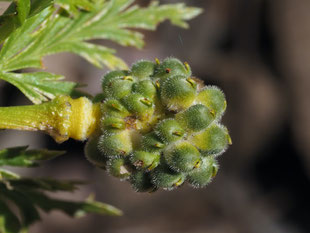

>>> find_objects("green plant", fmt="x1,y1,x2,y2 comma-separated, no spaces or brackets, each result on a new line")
0,0,230,232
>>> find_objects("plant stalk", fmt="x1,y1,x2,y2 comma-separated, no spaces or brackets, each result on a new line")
0,96,100,143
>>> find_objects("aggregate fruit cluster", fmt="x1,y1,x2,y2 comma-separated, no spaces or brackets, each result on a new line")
85,58,231,192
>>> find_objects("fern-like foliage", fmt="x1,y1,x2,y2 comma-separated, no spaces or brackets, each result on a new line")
0,0,201,104
0,0,201,232
0,146,122,233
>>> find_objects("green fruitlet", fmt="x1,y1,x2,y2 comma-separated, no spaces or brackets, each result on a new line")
154,57,191,79
101,99,130,118
160,75,196,111
141,132,165,153
98,130,133,157
151,165,186,190
154,119,184,143
107,156,131,180
131,60,156,79
132,80,156,99
187,156,218,188
196,86,227,119
190,124,231,155
176,104,214,131
86,57,231,192
121,93,154,119
130,170,155,192
164,141,201,172
85,133,107,168
130,151,160,170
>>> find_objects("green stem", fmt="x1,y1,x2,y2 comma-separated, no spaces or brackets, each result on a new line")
0,103,56,130
0,96,100,143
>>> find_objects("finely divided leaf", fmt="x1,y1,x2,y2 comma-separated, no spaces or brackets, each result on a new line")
0,175,122,232
0,0,202,71
0,172,84,193
55,0,97,16
0,7,54,71
1,189,41,228
0,0,97,43
0,72,77,104
26,191,123,217
0,0,35,43
30,0,54,16
0,199,22,233
0,147,122,231
0,1,201,104
8,178,84,192
0,146,65,167
0,169,20,179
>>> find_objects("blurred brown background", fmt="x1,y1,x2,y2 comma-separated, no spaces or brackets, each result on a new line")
1,0,310,232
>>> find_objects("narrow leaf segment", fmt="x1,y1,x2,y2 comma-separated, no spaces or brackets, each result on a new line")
0,146,64,167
